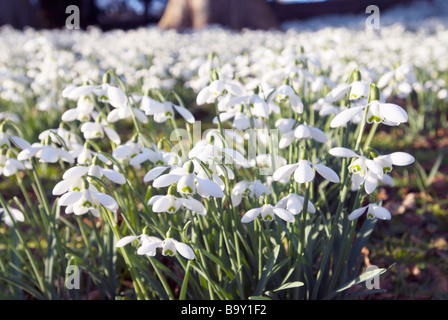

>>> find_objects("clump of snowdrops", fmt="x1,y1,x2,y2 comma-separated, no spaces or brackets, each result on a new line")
2,6,448,298
0,60,417,300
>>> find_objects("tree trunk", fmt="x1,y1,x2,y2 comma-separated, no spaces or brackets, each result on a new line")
158,0,279,31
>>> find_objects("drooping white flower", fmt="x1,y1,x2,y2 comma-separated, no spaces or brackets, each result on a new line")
196,79,244,106
241,204,295,223
273,159,340,184
116,233,162,257
141,98,195,124
231,179,271,206
80,120,121,145
275,118,328,149
105,86,148,124
119,232,195,260
0,206,25,226
270,83,303,114
324,80,370,103
148,193,206,216
330,93,408,128
152,161,224,198
61,84,99,122
0,132,30,151
275,193,316,215
17,143,74,164
0,155,25,177
57,181,118,217
349,203,391,221
61,163,126,185
330,147,414,194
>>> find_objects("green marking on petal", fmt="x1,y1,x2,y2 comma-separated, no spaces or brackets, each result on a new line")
165,111,173,117
349,164,361,173
155,160,164,165
383,166,392,174
72,187,80,192
82,200,93,208
368,115,382,123
168,206,176,213
1,144,9,149
263,214,273,221
182,186,193,194
164,249,175,256
367,213,375,219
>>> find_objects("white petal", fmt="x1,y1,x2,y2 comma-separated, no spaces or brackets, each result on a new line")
324,84,351,103
93,192,118,211
58,191,82,206
312,162,340,183
294,160,315,184
273,208,295,222
273,163,299,181
241,208,262,223
196,176,224,198
329,147,359,158
173,241,195,260
388,152,415,166
182,197,207,216
379,103,408,124
348,206,368,221
152,173,182,188
52,179,73,195
137,241,162,256
116,235,140,247
294,125,311,139
364,172,378,194
147,195,164,205
63,166,89,180
371,205,391,220
143,166,169,182
173,105,195,124
307,126,328,143
103,127,121,145
101,168,126,184
330,105,365,128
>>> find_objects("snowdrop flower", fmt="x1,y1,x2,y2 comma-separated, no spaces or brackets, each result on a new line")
0,132,30,151
116,233,163,257
80,120,121,145
61,161,126,185
139,237,195,260
324,80,370,103
273,155,340,184
330,84,408,128
231,179,271,206
105,86,148,124
275,118,328,149
17,143,74,164
148,186,206,216
0,155,25,177
275,193,316,215
270,83,303,114
141,98,195,124
349,203,391,221
118,227,195,260
57,180,118,217
153,161,224,198
61,84,99,122
241,203,295,223
196,79,244,106
112,138,146,168
329,147,384,194
0,206,25,226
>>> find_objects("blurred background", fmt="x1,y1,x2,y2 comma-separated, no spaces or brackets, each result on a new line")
0,0,430,31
